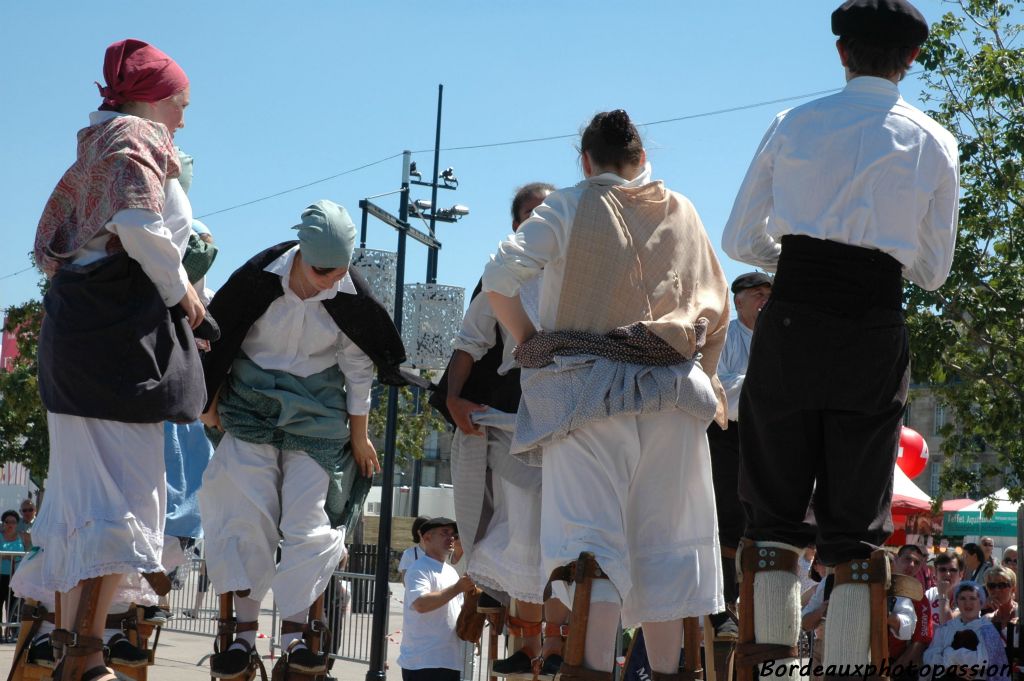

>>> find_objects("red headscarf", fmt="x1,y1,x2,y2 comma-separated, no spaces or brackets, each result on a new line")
96,39,189,111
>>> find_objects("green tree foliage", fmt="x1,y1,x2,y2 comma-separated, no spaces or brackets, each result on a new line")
909,0,1024,504
368,382,447,469
0,277,49,484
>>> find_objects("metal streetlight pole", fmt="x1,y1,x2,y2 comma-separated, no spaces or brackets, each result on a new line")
411,84,444,518
365,151,411,681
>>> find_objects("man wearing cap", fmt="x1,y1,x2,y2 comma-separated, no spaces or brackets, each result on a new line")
398,517,475,681
722,0,958,676
198,200,408,678
706,272,771,641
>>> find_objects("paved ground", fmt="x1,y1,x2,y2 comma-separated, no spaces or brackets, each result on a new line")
0,584,414,681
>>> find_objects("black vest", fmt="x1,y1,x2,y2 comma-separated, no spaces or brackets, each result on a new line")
203,241,410,411
428,279,523,424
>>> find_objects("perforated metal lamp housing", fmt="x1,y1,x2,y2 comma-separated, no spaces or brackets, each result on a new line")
350,248,398,319
401,283,465,369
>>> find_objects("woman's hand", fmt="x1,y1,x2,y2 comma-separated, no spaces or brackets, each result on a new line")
352,437,380,478
178,282,206,330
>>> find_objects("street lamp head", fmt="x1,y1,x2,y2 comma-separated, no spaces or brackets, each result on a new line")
414,199,433,211
450,204,470,216
440,167,459,188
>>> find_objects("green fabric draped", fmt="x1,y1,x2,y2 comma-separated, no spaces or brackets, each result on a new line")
215,355,370,529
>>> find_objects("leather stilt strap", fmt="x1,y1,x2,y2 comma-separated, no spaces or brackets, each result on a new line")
833,554,889,588
106,610,138,632
735,642,800,667
7,603,51,681
506,615,543,639
720,546,737,560
50,629,105,657
544,622,570,640
739,544,800,576
558,663,613,681
280,621,307,635
142,571,172,597
543,554,609,601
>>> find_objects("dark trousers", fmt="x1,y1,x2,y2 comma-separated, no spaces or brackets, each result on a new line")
402,668,460,681
708,420,741,605
738,236,910,566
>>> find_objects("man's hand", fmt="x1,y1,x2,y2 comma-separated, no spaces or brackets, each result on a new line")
178,283,206,330
937,580,952,597
447,396,487,436
452,575,475,595
352,437,381,478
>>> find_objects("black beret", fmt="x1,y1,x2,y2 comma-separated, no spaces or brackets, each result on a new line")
419,517,458,535
832,0,928,47
731,272,773,294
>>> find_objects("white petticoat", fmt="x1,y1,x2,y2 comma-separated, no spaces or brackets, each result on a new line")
12,414,166,606
541,409,723,627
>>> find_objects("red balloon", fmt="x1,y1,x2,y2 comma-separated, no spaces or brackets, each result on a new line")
897,426,929,479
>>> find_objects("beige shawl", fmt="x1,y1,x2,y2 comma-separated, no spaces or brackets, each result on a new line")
554,181,730,427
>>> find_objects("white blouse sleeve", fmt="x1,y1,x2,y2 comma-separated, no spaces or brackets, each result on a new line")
453,292,499,361
338,332,374,416
482,194,569,297
108,208,190,307
722,114,786,271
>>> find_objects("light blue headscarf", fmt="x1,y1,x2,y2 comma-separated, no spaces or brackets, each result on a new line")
292,200,356,269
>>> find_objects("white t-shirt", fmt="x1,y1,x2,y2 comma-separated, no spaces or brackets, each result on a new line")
398,554,463,672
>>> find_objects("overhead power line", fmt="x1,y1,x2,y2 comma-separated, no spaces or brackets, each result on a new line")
0,82,881,282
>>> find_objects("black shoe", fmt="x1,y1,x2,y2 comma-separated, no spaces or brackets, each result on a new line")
107,634,149,667
141,605,170,625
210,641,255,679
27,634,54,669
492,650,534,675
540,654,563,676
476,592,503,613
285,644,328,674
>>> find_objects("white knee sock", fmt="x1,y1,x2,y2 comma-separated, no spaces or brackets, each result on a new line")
823,582,870,669
281,611,307,651
643,619,683,675
227,596,260,650
752,543,804,681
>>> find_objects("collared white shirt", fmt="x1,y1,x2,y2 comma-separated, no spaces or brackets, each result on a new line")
240,245,373,415
482,163,655,324
398,554,463,672
722,76,959,291
718,317,753,421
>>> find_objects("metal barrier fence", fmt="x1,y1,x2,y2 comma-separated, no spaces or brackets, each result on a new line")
0,551,26,642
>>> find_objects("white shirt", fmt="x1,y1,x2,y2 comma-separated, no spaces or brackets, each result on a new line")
398,554,463,672
718,318,753,421
453,276,541,375
72,111,192,307
239,245,374,415
722,76,959,292
482,163,656,321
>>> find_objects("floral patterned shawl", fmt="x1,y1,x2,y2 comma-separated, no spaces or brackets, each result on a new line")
34,115,180,275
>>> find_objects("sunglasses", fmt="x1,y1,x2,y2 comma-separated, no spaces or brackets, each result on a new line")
937,566,959,573
987,582,1012,590
20,508,33,513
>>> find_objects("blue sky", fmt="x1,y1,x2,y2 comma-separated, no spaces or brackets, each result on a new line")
0,1,949,315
